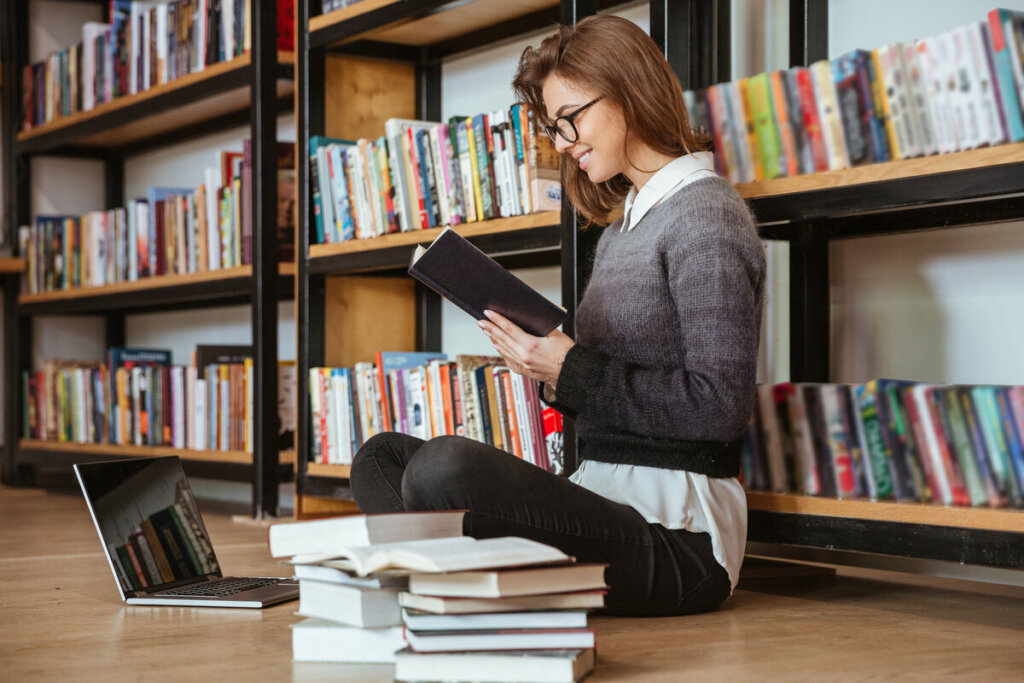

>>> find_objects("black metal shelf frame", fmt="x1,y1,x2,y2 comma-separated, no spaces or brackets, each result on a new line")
1,0,289,518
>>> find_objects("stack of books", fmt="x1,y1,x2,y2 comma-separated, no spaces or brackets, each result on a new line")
268,512,605,682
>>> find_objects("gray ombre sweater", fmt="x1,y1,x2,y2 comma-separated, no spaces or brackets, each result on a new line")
548,176,766,477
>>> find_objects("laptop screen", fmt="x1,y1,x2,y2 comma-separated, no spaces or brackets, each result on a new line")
74,456,221,597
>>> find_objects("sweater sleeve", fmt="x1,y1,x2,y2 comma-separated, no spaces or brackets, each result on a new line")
553,200,765,442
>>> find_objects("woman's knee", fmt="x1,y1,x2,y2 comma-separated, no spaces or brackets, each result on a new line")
401,436,481,511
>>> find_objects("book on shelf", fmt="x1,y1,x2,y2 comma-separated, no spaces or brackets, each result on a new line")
309,351,560,468
291,618,404,664
397,590,607,616
394,647,596,683
408,226,567,337
681,6,1024,183
287,535,571,577
268,510,466,559
407,563,607,599
744,380,1024,509
297,580,402,629
21,1,296,130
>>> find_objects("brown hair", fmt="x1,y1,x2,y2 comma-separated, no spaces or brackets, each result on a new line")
512,15,710,224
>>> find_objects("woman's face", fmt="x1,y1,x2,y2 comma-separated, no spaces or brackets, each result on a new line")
542,75,629,185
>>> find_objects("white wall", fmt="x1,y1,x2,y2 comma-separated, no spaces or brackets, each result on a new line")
826,0,1024,384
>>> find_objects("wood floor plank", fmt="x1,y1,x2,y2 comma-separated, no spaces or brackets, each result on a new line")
1,485,1022,682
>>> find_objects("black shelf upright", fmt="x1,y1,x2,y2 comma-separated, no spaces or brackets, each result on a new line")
3,0,290,518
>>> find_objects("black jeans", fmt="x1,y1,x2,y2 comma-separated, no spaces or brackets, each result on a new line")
350,433,732,617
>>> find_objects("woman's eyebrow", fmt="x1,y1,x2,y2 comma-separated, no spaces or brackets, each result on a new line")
554,103,579,116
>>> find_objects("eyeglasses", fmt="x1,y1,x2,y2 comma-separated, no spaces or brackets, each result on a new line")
544,96,604,144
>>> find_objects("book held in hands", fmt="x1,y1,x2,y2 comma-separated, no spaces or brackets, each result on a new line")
408,226,567,337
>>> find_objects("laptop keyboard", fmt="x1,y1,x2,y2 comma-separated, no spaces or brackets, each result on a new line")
157,577,283,597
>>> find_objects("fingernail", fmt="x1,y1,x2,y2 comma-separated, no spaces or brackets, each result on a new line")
483,310,494,319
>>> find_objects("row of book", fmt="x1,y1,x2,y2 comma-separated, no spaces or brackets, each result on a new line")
743,380,1024,509
109,480,220,592
22,346,297,454
318,0,367,14
310,352,564,474
18,142,295,294
685,8,1024,183
21,0,295,129
310,107,561,244
272,511,600,681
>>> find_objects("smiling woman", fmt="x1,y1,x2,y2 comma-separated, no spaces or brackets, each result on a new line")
349,14,766,619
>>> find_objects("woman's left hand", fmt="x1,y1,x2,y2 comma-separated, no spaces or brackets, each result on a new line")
478,310,575,388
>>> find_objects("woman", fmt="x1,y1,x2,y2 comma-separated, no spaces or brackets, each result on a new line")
351,15,765,617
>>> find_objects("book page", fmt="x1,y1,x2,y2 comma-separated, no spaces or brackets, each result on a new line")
297,536,570,576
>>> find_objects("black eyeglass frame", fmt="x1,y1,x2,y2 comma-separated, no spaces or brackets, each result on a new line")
544,96,604,144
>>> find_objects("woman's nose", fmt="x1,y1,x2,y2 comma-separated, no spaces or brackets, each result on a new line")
554,135,572,155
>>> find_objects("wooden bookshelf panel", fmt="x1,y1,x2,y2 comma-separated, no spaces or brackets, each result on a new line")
306,463,352,478
325,55,416,141
0,258,26,274
324,275,417,368
19,439,254,465
311,0,557,47
17,265,295,314
746,491,1024,534
737,142,1024,201
16,53,294,153
310,211,561,261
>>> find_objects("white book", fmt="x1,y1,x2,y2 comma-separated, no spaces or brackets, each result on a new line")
408,366,429,440
204,168,221,270
810,59,849,169
404,626,594,654
502,109,523,216
156,4,167,85
362,139,386,235
944,30,984,149
509,371,535,466
329,370,352,465
291,618,404,664
964,22,1007,147
269,510,465,559
384,120,412,232
915,37,958,154
290,536,570,578
171,366,185,449
899,43,938,156
407,563,607,598
401,608,588,632
395,647,595,683
427,359,446,438
298,580,402,628
185,365,197,450
489,110,511,217
428,126,450,226
320,144,339,242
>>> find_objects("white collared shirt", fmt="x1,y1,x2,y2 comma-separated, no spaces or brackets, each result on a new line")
570,151,748,591
620,151,717,233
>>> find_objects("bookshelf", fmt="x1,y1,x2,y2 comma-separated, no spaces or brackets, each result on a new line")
737,0,1024,570
1,0,294,517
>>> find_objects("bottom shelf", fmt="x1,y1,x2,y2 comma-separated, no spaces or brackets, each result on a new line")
747,491,1024,570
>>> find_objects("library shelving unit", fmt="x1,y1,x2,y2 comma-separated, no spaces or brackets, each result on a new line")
1,0,295,517
738,0,1024,571
292,0,729,517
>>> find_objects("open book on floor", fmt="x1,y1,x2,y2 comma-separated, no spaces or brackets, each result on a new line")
286,535,572,577
408,226,567,337
268,510,465,558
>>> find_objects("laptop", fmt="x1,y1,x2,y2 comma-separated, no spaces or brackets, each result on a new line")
74,456,299,608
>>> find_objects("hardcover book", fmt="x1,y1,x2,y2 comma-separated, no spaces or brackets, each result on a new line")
408,227,567,337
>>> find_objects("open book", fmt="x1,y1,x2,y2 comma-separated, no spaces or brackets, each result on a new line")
408,227,567,337
288,536,571,577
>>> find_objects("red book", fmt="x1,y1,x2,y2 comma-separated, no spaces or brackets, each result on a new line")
794,67,830,172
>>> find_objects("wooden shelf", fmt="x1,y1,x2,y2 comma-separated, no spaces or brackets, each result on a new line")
19,439,254,465
306,462,352,478
746,491,1024,534
18,264,294,307
311,0,557,48
737,142,1024,201
16,52,295,153
0,258,26,274
309,211,561,265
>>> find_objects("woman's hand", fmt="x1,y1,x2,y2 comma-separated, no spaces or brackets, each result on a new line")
478,310,575,389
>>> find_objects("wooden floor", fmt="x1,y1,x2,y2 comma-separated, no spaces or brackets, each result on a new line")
3,485,1024,682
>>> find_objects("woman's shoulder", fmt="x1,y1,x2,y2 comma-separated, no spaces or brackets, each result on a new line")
660,175,759,243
